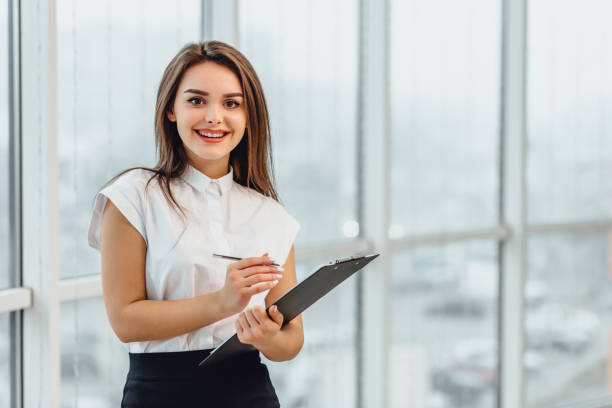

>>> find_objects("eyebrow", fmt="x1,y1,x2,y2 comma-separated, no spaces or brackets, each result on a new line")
183,89,243,98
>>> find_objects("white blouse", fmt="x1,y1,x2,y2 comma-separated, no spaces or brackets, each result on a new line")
88,165,299,353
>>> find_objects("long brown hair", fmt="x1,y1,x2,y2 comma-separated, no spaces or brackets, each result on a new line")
104,40,278,216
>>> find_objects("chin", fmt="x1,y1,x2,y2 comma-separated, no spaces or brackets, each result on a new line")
191,148,231,162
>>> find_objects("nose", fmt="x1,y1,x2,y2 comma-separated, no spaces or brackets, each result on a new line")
204,103,222,125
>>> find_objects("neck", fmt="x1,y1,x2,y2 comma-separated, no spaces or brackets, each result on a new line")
188,155,230,179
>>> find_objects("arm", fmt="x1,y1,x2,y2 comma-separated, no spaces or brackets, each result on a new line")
236,246,304,362
100,200,281,343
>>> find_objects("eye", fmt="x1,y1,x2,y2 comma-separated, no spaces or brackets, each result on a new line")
224,100,240,109
187,97,204,105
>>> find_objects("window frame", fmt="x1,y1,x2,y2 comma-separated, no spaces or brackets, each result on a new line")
5,0,26,407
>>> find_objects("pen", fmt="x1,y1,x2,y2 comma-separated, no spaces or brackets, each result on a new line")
213,253,280,267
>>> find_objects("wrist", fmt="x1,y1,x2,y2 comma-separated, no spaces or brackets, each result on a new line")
209,290,233,320
254,330,284,359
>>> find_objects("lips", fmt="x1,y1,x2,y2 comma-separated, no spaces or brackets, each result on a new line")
194,129,229,138
194,129,229,143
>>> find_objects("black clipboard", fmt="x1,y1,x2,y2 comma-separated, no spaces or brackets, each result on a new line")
198,253,379,367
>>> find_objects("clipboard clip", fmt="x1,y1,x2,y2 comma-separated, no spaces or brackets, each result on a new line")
333,255,364,265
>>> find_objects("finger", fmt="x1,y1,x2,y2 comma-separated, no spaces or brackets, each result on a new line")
232,254,271,270
244,280,279,296
239,312,251,329
243,273,282,287
253,253,279,266
268,305,284,326
236,318,250,344
235,318,244,334
252,306,268,325
241,265,282,279
245,308,261,327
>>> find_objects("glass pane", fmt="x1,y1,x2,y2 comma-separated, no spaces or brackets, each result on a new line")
389,0,501,237
527,0,612,223
0,0,10,289
264,257,358,407
389,240,499,408
525,231,612,406
61,297,128,408
238,0,359,247
56,0,201,279
0,313,10,407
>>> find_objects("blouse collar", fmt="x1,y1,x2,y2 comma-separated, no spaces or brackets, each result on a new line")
182,164,234,195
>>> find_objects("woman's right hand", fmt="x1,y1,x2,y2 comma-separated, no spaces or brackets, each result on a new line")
217,253,282,315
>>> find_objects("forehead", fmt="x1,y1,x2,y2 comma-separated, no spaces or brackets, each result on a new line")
178,61,242,94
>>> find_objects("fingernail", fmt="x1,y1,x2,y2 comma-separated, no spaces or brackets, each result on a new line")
275,266,284,272
272,280,279,285
272,305,277,312
275,274,283,279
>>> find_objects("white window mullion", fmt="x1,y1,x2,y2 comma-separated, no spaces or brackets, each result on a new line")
201,0,238,46
360,0,390,406
390,226,511,250
20,0,60,407
500,0,528,406
0,288,32,313
59,275,102,302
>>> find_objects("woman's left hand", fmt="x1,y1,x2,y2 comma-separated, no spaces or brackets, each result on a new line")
236,305,284,348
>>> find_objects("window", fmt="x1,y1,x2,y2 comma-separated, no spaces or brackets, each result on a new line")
389,0,501,237
238,0,359,247
527,0,612,224
61,297,128,408
389,1,502,406
525,232,611,406
390,241,499,407
12,1,612,406
525,1,612,405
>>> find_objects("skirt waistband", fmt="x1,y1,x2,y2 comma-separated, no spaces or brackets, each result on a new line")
127,349,261,380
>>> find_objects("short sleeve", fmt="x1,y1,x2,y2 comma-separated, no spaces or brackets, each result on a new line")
87,171,148,250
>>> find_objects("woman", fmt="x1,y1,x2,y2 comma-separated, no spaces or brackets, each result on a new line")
88,41,303,407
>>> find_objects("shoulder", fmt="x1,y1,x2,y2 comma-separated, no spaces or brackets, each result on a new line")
89,168,155,250
102,168,157,197
110,168,156,188
232,183,298,226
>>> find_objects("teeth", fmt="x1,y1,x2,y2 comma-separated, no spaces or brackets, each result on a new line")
196,130,226,138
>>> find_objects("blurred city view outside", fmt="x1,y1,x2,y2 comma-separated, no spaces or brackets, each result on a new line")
0,0,611,407
389,0,501,407
387,0,612,407
523,1,612,406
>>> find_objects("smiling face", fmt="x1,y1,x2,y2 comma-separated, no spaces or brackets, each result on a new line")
167,61,247,178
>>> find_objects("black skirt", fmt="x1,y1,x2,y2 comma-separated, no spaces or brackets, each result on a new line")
121,349,280,408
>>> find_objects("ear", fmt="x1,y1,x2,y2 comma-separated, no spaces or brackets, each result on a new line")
167,109,176,122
